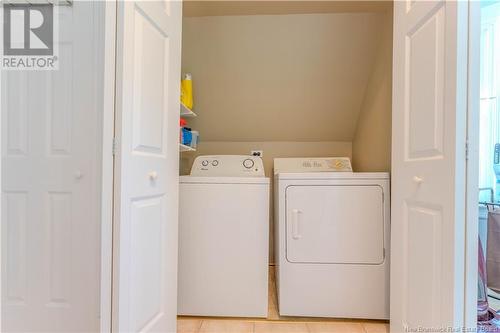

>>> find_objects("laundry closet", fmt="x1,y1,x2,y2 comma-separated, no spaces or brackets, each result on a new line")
0,0,475,332
177,0,393,325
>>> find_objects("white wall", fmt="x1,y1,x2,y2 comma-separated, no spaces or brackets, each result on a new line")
352,10,393,172
181,13,383,142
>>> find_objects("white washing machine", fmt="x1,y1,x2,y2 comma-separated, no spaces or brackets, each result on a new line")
178,155,270,318
274,157,390,319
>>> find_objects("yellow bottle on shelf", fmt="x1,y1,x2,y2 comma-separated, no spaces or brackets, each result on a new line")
180,73,193,110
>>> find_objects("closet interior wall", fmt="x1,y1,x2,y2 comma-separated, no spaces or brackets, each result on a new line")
180,6,393,263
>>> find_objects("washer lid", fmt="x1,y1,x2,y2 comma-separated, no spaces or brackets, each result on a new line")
180,176,270,185
274,157,352,174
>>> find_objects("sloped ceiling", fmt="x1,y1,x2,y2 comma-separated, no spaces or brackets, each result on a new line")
181,12,385,142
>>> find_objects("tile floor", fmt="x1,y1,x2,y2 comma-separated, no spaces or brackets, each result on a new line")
177,318,389,333
177,267,389,333
177,319,389,333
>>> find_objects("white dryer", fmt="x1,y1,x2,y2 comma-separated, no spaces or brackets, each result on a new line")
274,157,390,319
178,155,270,318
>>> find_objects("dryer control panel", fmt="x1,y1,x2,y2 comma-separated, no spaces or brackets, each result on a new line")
274,157,352,174
190,155,265,177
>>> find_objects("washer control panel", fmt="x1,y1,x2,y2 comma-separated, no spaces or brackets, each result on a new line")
274,157,353,174
190,155,265,177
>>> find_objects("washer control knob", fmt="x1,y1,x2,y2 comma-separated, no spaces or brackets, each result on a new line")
202,160,209,167
243,158,254,169
212,160,219,166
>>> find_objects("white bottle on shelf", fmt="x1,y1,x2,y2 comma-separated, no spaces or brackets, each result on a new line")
190,131,199,149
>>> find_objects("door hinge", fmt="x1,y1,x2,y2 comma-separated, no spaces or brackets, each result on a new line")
112,138,118,156
465,140,469,161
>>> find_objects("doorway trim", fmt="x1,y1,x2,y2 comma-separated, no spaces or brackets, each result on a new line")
464,0,481,329
100,1,117,332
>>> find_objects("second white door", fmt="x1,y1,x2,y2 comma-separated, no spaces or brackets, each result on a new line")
391,1,469,331
113,1,182,332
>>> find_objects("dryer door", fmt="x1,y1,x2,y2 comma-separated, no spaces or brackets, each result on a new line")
285,185,384,264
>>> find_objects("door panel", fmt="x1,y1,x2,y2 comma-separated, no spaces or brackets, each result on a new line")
47,191,72,307
406,6,445,159
1,2,103,332
5,73,28,156
404,203,442,329
130,196,164,331
113,1,182,332
3,192,27,306
132,7,169,154
285,185,384,264
391,1,468,331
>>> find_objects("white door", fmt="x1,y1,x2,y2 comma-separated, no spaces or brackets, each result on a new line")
285,185,384,264
113,1,182,332
391,1,469,332
1,2,103,332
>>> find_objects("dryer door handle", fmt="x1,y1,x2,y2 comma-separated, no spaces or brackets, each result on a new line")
291,209,301,240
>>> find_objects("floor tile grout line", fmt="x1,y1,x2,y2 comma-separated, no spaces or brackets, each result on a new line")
197,319,203,333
